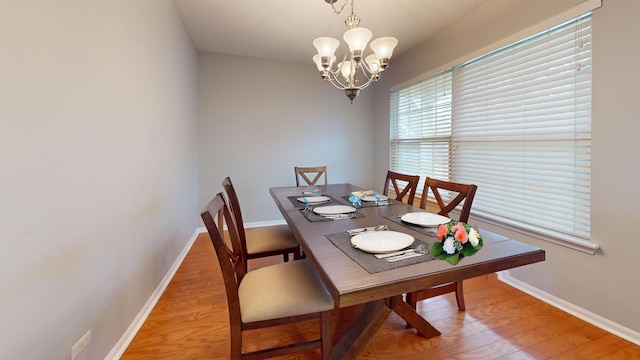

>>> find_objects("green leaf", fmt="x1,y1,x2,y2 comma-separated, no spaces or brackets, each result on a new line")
431,242,443,257
446,253,460,265
462,247,475,257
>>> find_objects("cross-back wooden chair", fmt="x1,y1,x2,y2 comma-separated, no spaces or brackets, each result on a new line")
406,177,478,312
222,177,300,262
295,166,328,186
383,170,420,205
201,193,334,360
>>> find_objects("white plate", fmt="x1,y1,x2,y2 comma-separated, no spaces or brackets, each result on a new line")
351,231,415,254
313,205,356,215
361,194,389,202
401,212,451,227
297,196,330,203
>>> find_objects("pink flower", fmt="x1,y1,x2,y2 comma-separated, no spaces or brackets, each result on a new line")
452,223,468,243
436,224,448,242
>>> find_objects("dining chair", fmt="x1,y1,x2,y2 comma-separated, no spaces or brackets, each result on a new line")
295,166,328,186
406,177,478,311
383,170,420,205
222,177,300,262
201,193,334,360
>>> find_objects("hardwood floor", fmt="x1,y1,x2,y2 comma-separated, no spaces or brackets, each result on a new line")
122,228,640,359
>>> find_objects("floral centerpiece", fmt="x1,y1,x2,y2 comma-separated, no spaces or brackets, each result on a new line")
431,221,483,265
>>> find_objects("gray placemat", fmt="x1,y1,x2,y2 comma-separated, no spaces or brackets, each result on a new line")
325,232,435,273
301,209,366,222
287,195,343,208
341,196,397,208
385,214,440,237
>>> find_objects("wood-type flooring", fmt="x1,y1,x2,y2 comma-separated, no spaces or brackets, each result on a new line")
122,229,640,359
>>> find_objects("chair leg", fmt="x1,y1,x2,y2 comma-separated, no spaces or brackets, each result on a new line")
283,253,289,262
455,281,465,311
320,311,332,360
230,322,242,359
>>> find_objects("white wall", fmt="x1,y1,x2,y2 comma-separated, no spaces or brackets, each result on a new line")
198,53,375,223
0,1,198,359
373,0,640,335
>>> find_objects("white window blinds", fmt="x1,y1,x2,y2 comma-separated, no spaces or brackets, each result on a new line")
390,71,452,191
390,14,592,243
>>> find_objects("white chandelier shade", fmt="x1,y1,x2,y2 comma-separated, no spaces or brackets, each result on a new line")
343,28,372,55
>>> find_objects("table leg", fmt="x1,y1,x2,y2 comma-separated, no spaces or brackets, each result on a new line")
332,299,392,360
388,295,441,338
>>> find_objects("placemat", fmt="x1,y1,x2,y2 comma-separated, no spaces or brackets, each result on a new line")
300,209,366,222
287,195,343,208
341,196,396,208
325,231,435,273
385,214,440,237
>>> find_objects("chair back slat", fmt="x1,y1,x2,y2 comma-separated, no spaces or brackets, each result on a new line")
383,171,420,205
419,177,477,223
295,166,328,186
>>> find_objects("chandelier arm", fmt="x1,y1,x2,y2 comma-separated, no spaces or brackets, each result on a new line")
358,61,374,77
353,73,377,90
325,71,351,90
325,65,377,90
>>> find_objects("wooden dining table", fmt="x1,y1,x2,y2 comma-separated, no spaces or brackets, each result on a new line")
269,183,545,360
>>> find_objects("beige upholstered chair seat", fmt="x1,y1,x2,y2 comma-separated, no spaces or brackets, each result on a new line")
238,260,334,323
245,225,298,255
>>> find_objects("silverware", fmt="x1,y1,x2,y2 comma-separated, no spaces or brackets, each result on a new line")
386,252,426,262
375,249,413,259
347,225,387,235
322,213,355,220
377,243,429,261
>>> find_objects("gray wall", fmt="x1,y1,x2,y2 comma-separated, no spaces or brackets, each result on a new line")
0,1,199,359
197,53,375,223
373,0,640,334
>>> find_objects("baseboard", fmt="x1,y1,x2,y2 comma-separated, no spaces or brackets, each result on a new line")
105,228,201,360
245,219,287,228
497,270,640,346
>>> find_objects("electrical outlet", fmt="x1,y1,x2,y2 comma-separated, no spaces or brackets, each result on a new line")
71,330,91,360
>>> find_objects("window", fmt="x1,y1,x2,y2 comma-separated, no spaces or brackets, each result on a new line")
390,71,452,192
390,14,592,246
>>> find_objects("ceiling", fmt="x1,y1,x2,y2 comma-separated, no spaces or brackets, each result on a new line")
173,0,491,64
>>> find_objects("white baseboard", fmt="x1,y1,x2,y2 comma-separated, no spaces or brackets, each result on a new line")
498,270,640,346
245,219,287,228
104,228,201,360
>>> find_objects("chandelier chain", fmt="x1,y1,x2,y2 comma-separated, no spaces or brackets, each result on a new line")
329,0,355,16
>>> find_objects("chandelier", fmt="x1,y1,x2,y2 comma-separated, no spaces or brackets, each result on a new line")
312,0,398,103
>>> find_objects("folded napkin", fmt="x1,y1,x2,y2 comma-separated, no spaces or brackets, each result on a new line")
351,190,376,198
